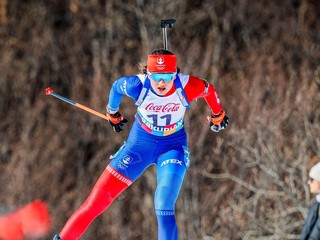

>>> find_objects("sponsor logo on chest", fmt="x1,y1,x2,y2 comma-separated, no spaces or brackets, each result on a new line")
145,103,180,112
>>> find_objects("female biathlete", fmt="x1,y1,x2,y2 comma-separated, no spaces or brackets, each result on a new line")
53,49,229,240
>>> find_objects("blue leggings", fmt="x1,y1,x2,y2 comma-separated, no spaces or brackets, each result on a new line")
110,122,190,240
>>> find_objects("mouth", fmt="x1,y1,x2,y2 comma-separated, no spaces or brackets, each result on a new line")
157,86,166,93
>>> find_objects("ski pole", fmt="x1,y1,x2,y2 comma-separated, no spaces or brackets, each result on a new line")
45,87,110,121
161,19,176,50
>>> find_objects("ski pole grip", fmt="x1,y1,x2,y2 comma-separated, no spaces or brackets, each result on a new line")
161,19,176,28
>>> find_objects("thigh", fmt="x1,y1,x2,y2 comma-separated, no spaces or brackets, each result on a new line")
109,139,155,181
157,146,189,182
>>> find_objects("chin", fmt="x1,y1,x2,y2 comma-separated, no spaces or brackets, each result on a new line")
156,90,167,95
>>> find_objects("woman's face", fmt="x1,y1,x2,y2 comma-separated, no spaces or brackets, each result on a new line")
148,73,176,96
308,177,320,194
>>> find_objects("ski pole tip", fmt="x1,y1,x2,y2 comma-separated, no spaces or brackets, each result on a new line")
46,87,53,95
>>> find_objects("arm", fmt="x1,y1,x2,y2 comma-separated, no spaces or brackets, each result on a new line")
106,75,142,132
184,76,223,115
184,76,229,132
106,75,143,114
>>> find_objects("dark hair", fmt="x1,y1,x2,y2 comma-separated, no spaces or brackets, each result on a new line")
140,48,180,74
150,49,175,55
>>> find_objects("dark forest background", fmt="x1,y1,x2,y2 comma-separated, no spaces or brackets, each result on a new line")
0,0,319,239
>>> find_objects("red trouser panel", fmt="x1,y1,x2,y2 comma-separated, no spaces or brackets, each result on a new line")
60,165,131,240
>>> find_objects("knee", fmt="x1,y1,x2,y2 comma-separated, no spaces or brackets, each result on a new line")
154,186,177,211
79,188,113,217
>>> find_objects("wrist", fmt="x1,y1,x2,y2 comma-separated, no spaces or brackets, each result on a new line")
212,109,225,117
210,110,226,125
106,105,118,114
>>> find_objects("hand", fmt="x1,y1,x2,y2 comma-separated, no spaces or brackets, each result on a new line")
206,110,229,132
106,111,128,132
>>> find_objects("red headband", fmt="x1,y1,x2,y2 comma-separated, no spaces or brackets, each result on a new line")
147,54,177,73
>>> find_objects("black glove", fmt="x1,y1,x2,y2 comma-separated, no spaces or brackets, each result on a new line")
206,110,229,132
106,111,128,132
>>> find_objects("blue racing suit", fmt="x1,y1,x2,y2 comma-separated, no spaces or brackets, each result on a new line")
107,74,190,240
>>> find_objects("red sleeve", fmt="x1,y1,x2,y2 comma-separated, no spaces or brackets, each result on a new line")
184,76,223,115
